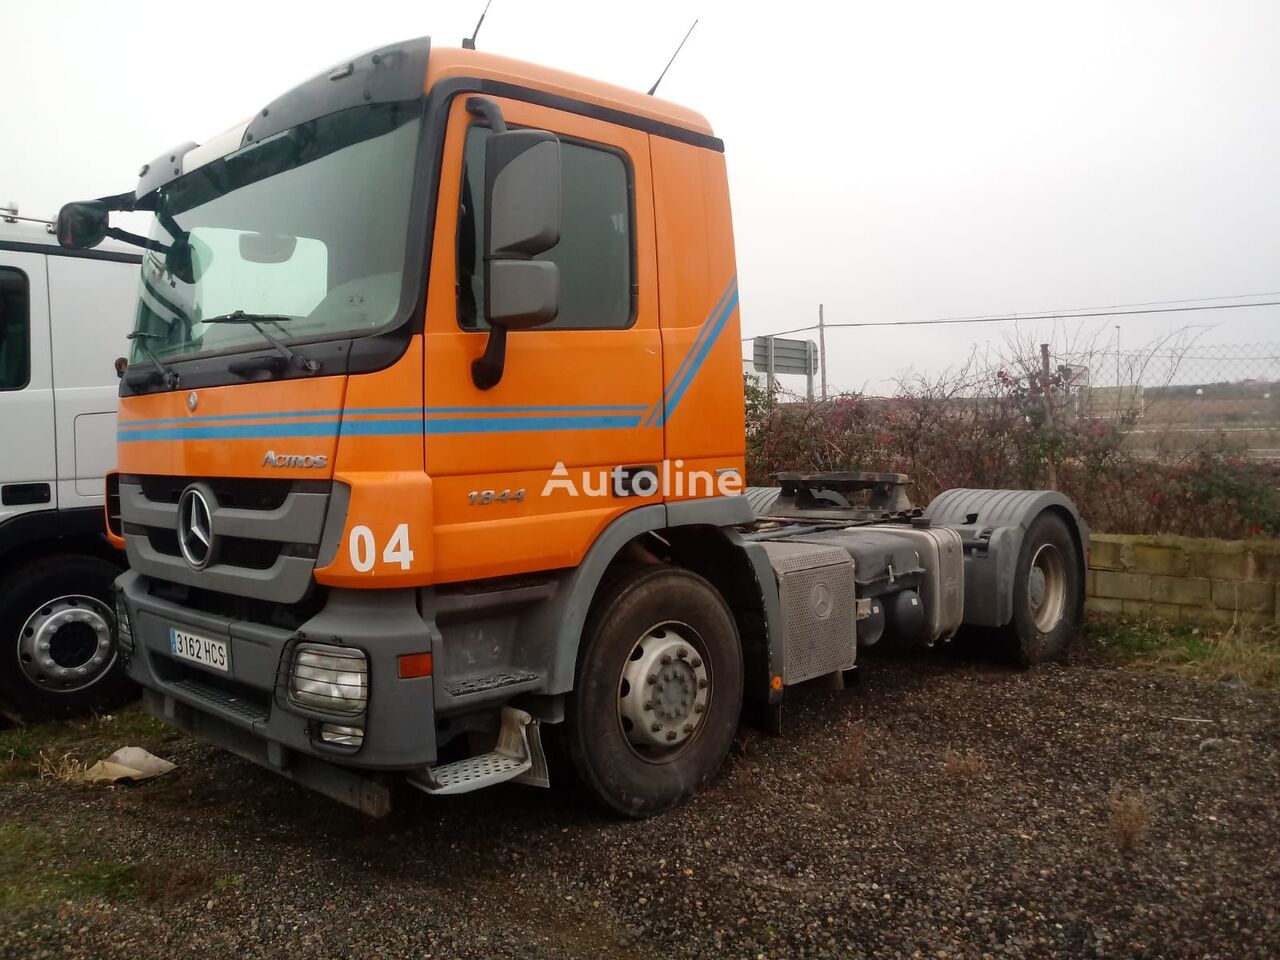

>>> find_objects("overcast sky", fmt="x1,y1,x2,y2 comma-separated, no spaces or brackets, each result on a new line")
6,0,1278,392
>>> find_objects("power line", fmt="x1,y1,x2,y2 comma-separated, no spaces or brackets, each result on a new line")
933,289,1280,322
741,298,1280,342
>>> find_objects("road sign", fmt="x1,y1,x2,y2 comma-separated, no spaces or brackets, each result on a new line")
752,336,818,376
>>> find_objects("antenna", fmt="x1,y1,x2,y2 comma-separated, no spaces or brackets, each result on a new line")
462,0,494,50
647,18,698,96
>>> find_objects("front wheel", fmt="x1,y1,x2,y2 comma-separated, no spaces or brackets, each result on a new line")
1002,513,1083,665
0,555,134,720
564,566,743,817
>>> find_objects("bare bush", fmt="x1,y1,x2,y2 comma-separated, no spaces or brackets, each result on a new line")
942,749,986,779
823,725,868,784
1109,787,1153,853
745,332,1280,539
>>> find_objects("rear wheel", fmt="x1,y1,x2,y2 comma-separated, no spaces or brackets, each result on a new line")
1002,513,1082,665
564,566,743,817
0,555,133,719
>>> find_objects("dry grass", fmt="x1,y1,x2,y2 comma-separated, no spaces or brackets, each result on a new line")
1109,787,1153,853
34,750,87,784
942,749,986,779
1091,616,1280,691
822,726,868,784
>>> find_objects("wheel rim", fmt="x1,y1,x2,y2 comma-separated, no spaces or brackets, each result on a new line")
1027,544,1066,634
17,595,117,693
617,621,711,762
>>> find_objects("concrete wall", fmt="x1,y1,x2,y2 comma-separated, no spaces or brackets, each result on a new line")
1087,534,1280,626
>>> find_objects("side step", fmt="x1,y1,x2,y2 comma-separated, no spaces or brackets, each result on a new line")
406,706,549,796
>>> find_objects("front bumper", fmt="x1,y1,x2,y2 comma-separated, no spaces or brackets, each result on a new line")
118,569,438,789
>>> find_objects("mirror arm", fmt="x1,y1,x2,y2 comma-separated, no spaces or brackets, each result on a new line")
94,190,137,213
103,226,170,254
466,96,508,134
471,325,508,391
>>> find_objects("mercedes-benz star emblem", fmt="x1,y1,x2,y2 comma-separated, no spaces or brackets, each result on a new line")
177,487,215,570
187,391,198,411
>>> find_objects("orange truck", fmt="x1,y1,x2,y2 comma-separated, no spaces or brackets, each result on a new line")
57,38,1086,817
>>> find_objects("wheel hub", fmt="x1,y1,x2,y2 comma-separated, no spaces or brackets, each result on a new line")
1028,566,1047,609
618,623,710,754
1028,544,1066,634
17,596,116,692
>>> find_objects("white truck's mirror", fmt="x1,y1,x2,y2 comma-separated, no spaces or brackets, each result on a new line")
55,201,109,250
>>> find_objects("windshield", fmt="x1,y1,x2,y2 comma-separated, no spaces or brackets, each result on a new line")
131,100,421,363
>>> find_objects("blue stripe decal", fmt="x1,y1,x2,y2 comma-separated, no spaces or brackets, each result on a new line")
644,282,735,427
118,422,342,442
121,404,646,431
118,414,644,442
651,281,739,427
121,409,347,428
424,414,643,434
425,404,648,415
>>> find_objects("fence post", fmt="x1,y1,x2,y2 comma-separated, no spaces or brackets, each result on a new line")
1041,342,1058,490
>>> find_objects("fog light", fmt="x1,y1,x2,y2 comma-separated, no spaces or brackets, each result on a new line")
114,590,134,656
319,723,364,747
289,643,367,715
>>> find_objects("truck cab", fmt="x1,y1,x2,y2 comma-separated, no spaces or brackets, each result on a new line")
61,38,1085,816
0,213,140,717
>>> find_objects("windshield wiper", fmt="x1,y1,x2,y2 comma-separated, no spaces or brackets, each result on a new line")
202,310,320,375
126,331,180,389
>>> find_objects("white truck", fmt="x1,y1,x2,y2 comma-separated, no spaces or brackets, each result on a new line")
0,208,140,718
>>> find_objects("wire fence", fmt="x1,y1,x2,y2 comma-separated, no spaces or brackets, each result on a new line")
745,338,1280,536
1059,343,1280,460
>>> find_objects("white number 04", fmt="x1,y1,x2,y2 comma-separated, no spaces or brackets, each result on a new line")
348,523,415,572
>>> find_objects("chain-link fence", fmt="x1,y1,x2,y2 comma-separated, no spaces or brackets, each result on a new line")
1061,343,1280,460
745,337,1280,536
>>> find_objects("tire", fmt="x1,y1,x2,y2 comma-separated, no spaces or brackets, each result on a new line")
1001,513,1082,665
0,554,134,720
563,566,743,818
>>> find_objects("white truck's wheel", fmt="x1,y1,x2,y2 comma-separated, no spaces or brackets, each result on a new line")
0,556,133,719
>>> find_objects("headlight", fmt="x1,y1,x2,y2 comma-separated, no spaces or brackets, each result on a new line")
114,590,134,656
288,643,368,715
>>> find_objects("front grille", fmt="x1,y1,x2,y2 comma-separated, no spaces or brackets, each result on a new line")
118,474,338,604
135,475,327,510
105,473,123,539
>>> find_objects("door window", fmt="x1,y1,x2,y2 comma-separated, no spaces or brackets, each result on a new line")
0,268,30,390
457,125,634,330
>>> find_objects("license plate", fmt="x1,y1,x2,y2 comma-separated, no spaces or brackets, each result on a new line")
169,628,230,673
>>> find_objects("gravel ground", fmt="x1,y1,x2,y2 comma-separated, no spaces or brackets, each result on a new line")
2,643,1278,960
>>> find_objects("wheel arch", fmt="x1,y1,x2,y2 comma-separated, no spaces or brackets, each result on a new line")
535,498,782,705
0,509,123,583
924,488,1088,628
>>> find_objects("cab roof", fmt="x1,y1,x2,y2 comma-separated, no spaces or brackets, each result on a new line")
425,45,715,140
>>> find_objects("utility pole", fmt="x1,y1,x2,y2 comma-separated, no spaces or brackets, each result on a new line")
1114,324,1121,420
1040,342,1058,490
818,303,827,399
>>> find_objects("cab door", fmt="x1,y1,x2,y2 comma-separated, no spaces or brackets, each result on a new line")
0,251,57,522
423,94,663,584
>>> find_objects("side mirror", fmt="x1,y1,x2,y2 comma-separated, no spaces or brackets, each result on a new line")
467,97,563,390
56,201,110,250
